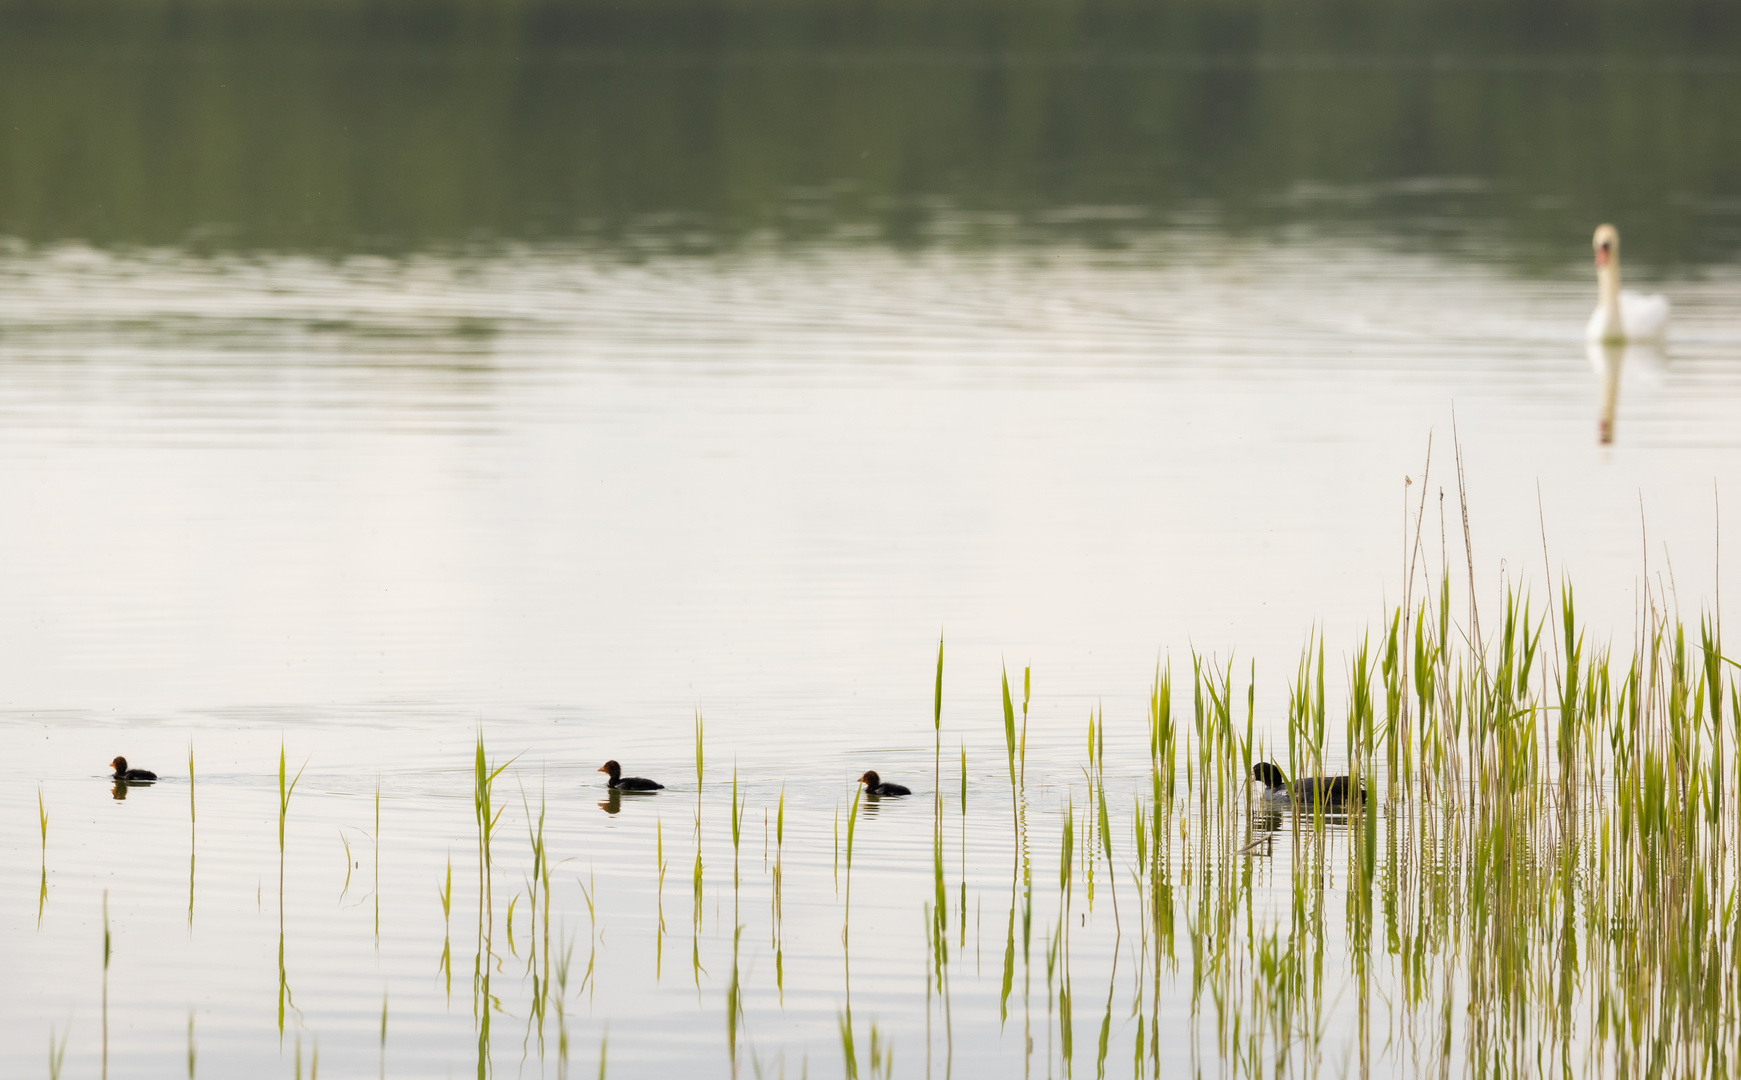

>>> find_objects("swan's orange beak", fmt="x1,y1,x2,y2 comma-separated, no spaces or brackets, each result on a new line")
1595,245,1611,268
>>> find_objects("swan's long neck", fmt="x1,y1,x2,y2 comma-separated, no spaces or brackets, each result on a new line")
1597,258,1624,342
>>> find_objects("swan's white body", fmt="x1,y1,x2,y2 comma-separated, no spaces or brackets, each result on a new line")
1586,290,1670,343
1585,224,1669,343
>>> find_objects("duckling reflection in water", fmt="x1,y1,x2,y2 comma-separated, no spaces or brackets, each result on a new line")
598,789,622,815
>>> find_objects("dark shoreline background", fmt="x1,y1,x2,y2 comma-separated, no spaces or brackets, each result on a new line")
2,0,1738,265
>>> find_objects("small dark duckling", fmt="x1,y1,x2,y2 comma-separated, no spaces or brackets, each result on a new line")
857,770,910,797
597,760,663,791
1250,761,1362,809
109,756,158,782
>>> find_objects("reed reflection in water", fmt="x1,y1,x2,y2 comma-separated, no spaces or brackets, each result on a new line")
19,557,1740,1077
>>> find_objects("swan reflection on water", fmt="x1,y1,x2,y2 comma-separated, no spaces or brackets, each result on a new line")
1589,340,1669,445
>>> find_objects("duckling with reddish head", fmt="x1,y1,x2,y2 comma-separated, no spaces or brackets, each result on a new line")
109,756,158,782
857,770,910,797
597,760,663,791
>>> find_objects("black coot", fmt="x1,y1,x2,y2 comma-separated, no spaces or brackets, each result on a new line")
1249,761,1363,809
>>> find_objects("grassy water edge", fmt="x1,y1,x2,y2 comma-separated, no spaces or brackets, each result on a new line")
36,567,1741,1077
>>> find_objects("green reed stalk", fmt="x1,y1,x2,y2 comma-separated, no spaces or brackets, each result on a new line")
730,765,743,889
960,741,968,951
838,1008,860,1080
553,925,574,1080
1242,661,1255,820
1018,668,1034,994
844,786,862,928
727,923,744,1078
1559,585,1584,803
930,634,952,1069
1151,661,1176,801
1079,783,1095,908
693,711,706,985
658,818,669,982
1051,794,1065,1052
277,744,307,1040
1001,666,1019,837
695,710,706,800
999,892,1016,1025
842,783,864,1080
578,872,598,999
279,745,307,916
1095,945,1118,1080
471,734,517,1052
102,889,110,1079
472,736,516,915
48,1025,69,1080
923,903,935,1075
187,1010,196,1079
38,785,48,925
1094,721,1119,934
1058,944,1074,1074
1382,608,1403,795
1044,922,1057,1073
439,854,452,997
933,635,947,939
773,788,784,998
867,1023,893,1080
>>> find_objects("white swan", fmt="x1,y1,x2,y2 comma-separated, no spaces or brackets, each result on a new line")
1585,224,1669,343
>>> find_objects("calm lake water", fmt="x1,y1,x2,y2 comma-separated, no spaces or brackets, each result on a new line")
3,1,1741,1075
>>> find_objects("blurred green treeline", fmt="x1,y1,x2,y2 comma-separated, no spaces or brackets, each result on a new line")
1,0,1737,262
